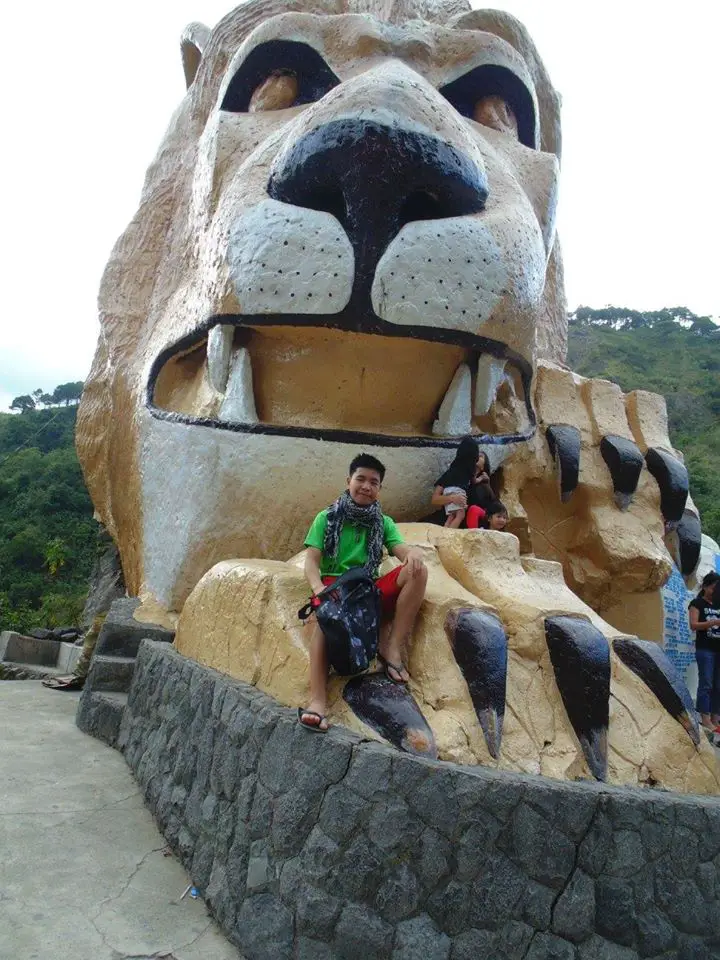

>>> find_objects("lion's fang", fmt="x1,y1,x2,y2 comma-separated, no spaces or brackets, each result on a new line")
432,362,472,436
218,347,258,423
207,324,234,394
474,355,508,416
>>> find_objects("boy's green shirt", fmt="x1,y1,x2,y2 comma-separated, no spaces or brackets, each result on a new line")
304,509,404,577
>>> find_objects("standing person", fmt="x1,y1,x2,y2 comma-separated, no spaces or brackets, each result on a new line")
688,571,720,732
429,437,495,528
299,453,428,731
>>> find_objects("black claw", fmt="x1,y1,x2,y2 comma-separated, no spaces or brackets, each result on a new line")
644,447,689,523
600,435,644,510
546,425,581,502
671,510,702,577
544,616,610,781
613,636,700,747
445,608,508,759
343,674,437,758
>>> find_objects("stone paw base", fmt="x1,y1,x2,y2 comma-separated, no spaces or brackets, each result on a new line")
114,640,720,960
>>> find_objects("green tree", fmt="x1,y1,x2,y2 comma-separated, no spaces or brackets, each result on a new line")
51,381,84,406
44,538,69,576
10,395,36,414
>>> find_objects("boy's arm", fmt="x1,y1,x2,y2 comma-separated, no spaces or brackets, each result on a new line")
304,547,325,595
391,543,425,577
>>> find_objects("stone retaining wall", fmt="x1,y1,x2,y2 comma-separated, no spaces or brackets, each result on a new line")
119,641,720,960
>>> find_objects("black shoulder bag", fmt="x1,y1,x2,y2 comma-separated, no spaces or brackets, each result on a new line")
298,567,381,676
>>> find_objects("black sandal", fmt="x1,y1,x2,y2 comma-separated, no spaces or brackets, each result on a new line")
297,707,329,732
377,655,409,684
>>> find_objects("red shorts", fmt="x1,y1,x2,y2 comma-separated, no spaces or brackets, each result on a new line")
322,564,403,617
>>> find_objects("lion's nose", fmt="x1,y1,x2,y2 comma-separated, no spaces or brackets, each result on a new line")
267,118,487,293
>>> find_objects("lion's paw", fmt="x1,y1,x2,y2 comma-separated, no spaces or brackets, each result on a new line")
174,525,719,795
499,362,700,630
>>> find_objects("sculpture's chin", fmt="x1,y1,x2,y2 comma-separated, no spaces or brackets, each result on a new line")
148,316,536,447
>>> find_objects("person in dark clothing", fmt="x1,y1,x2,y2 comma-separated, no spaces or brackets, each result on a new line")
688,571,720,731
429,437,495,528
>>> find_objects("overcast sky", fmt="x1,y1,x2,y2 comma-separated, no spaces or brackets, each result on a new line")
2,0,718,412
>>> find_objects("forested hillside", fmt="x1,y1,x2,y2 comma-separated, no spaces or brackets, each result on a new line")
0,403,97,633
0,311,718,633
567,306,720,542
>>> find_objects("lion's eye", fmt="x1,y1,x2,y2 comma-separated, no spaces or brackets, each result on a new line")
249,71,299,113
439,65,536,149
473,95,518,139
221,40,339,113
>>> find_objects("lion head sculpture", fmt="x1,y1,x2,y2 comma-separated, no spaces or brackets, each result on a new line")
77,0,714,791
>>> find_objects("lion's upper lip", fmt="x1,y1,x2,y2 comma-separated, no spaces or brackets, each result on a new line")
147,314,535,448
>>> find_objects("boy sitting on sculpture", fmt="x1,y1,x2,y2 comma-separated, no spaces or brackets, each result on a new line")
299,453,427,731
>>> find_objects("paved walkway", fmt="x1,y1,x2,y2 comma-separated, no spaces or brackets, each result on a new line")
0,681,243,960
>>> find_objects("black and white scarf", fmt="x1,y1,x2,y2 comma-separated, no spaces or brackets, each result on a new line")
324,491,385,574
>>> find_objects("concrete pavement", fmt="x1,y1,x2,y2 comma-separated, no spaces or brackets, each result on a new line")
0,681,243,960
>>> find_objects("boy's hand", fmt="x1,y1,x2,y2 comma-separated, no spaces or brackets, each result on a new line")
475,472,490,484
449,492,468,506
403,548,426,578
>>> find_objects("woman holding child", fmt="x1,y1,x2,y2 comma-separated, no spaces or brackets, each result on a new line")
429,437,508,529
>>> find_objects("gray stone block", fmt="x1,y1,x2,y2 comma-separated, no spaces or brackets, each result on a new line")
191,838,214,889
636,908,676,957
426,879,471,936
494,921,536,958
578,812,612,877
246,839,276,893
368,798,424,857
319,784,369,844
334,902,393,960
0,630,60,666
595,878,636,946
577,935,637,959
85,654,136,693
295,884,343,940
523,880,555,931
375,863,421,922
248,783,273,841
456,819,501,882
524,931,575,959
344,743,393,798
393,914,451,960
271,786,323,858
552,870,595,943
75,690,128,746
603,830,645,878
449,928,495,960
236,892,293,960
206,859,236,930
296,938,337,960
498,802,575,889
416,828,451,892
331,833,383,901
95,598,174,657
468,853,527,928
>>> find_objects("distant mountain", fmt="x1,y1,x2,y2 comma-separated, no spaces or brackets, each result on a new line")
567,306,720,542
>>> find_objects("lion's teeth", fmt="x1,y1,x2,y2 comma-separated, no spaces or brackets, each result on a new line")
474,355,507,416
207,324,234,393
432,363,472,436
219,347,258,423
